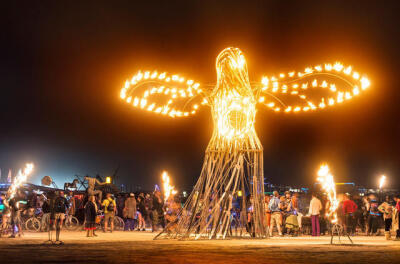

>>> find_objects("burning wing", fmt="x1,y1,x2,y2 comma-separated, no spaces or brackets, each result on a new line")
254,63,370,113
120,70,208,118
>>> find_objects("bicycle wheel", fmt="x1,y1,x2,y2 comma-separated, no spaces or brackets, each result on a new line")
65,216,80,230
114,216,125,231
40,213,50,232
25,217,41,231
1,222,12,237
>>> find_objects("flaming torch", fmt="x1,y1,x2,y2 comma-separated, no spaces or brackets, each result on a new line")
162,171,177,202
317,164,338,224
8,163,34,199
379,175,386,190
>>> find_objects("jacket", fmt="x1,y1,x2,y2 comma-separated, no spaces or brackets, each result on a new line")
309,197,322,216
124,197,137,219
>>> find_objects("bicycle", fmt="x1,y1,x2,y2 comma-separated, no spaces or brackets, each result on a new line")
25,216,41,231
97,211,125,231
64,214,80,230
0,214,13,237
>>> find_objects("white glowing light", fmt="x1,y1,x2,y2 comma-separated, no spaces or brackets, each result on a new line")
379,175,386,189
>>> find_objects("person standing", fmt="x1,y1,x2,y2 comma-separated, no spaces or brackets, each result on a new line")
394,196,400,240
67,191,76,216
145,193,153,228
292,193,303,231
367,199,381,236
84,195,98,237
151,191,165,232
264,195,271,234
309,193,322,237
268,191,282,237
8,196,22,238
124,193,137,231
65,191,75,228
378,196,393,240
353,194,366,233
46,191,66,244
342,194,358,235
363,197,371,234
102,193,117,233
0,193,10,236
137,194,147,231
116,194,126,219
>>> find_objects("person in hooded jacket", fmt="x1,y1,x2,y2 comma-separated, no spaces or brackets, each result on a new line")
124,193,137,231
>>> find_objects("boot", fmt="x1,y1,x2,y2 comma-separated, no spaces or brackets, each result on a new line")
385,231,391,240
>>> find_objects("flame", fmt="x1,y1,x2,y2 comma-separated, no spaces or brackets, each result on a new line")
162,171,177,202
317,164,338,223
8,163,34,199
120,70,202,118
379,175,386,189
259,62,370,113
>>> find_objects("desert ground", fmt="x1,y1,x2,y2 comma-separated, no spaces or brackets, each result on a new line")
1,231,400,264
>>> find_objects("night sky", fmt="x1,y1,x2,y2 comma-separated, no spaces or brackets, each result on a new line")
0,1,399,190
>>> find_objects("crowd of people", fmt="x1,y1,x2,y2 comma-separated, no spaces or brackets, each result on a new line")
0,186,182,241
263,191,400,240
1,184,400,241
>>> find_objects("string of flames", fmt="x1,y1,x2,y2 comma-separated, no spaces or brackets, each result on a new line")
8,163,34,199
317,164,338,224
259,62,370,112
120,71,206,118
162,171,177,202
120,62,370,117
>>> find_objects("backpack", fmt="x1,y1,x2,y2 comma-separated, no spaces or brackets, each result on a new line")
107,199,115,212
269,197,280,212
370,202,380,214
54,197,66,213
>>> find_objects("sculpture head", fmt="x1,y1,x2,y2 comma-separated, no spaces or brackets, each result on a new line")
212,47,256,140
215,47,252,98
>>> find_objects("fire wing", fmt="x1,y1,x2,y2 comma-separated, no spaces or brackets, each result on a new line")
120,70,209,118
254,63,370,113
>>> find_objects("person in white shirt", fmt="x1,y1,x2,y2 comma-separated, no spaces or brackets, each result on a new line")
309,193,322,236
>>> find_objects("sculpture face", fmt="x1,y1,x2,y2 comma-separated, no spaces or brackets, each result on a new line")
212,48,256,140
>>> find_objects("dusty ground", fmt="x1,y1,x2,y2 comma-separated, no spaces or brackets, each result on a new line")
1,231,400,264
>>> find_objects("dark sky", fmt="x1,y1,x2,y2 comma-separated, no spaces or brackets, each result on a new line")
0,0,399,190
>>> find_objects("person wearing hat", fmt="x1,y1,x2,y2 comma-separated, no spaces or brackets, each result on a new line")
124,193,137,231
